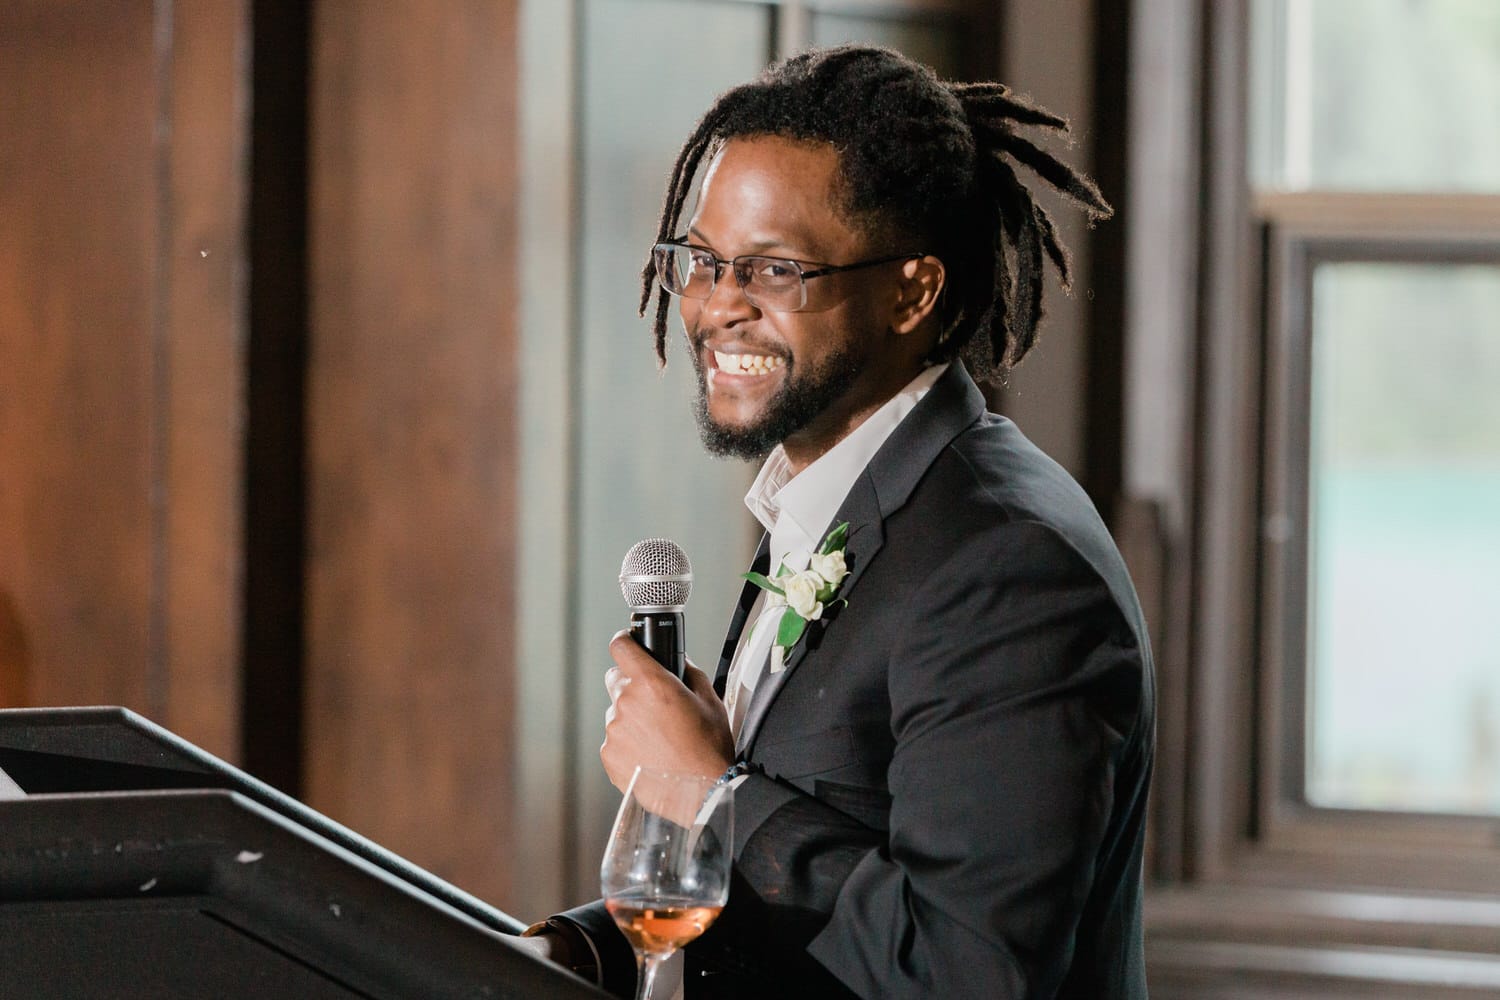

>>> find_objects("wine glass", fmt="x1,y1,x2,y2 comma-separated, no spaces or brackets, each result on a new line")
601,766,734,1000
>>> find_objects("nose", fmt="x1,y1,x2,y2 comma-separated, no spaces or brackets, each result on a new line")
699,262,759,327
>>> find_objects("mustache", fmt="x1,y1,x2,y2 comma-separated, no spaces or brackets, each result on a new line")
685,320,791,361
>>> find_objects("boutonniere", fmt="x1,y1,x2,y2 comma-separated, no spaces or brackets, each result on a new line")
742,522,851,669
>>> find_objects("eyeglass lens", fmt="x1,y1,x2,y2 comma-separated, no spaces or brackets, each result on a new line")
655,245,806,311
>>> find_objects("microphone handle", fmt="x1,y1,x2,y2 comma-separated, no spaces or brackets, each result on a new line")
629,610,686,680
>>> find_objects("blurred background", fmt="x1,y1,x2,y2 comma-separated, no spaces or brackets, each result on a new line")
1,1,1497,996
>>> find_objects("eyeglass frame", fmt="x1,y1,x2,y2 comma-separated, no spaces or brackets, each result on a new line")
650,240,926,313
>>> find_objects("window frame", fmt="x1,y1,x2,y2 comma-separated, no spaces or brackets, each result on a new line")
1170,3,1500,896
1255,198,1500,892
1136,0,1500,989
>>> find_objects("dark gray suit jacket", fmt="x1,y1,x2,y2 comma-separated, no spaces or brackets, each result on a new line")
561,363,1155,999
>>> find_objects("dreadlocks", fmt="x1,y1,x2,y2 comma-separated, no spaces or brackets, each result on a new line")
638,44,1112,376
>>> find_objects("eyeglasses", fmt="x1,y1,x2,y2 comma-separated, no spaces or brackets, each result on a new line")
651,241,920,312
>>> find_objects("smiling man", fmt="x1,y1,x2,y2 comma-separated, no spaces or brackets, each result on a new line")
525,45,1155,1000
672,136,944,470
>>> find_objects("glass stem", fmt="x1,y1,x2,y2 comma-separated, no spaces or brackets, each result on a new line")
633,949,664,1000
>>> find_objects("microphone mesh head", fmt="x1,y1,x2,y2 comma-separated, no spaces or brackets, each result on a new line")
620,538,692,611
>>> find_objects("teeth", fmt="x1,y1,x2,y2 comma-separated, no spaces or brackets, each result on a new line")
713,350,785,376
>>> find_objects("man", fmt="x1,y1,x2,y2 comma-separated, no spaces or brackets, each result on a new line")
525,45,1154,999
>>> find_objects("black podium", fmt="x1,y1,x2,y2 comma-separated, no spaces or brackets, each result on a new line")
0,706,606,999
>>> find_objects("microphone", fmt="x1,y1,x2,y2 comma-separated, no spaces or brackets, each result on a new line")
619,538,692,680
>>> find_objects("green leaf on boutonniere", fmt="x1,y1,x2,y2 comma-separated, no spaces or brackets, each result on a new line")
776,611,809,648
741,571,785,595
818,521,849,555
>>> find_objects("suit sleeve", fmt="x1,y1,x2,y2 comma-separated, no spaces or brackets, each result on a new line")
724,519,1147,998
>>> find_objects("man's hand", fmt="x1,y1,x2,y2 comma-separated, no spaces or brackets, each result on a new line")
601,630,734,793
514,926,600,983
512,930,568,964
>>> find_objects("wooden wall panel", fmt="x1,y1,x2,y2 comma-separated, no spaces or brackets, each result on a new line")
308,1,520,906
0,1,247,757
0,2,161,716
163,1,250,758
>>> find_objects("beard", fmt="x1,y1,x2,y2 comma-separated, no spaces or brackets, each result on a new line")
688,333,867,462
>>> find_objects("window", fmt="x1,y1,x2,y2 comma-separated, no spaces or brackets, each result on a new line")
1304,261,1500,818
1262,223,1500,848
1250,0,1500,194
1252,0,1500,851
1141,0,1500,994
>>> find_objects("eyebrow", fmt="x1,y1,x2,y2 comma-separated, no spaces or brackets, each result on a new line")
686,225,818,259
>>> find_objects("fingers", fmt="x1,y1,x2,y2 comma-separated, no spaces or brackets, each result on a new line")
598,643,735,792
603,665,627,728
604,665,628,703
682,662,728,728
682,661,717,701
607,637,717,709
609,630,666,680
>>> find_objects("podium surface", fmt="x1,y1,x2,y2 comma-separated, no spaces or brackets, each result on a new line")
0,706,605,999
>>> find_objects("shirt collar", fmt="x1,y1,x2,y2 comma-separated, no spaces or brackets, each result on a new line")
743,363,949,569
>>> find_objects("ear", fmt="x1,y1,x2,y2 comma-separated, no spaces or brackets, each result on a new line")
891,255,946,336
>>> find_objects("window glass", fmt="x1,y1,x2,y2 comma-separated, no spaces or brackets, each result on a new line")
573,0,772,885
1252,0,1500,192
809,14,963,78
1306,261,1500,815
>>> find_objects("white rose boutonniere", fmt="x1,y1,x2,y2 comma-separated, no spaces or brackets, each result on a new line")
808,548,848,587
742,521,851,659
782,571,825,621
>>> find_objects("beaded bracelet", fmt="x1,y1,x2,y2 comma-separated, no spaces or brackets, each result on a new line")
714,760,757,786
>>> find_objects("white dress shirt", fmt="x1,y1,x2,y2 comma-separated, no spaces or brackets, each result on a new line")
723,363,948,737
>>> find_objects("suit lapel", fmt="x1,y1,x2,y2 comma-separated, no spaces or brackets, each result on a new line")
734,363,988,754
736,478,884,753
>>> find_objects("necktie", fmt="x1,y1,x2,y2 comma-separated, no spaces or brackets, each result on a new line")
724,596,783,739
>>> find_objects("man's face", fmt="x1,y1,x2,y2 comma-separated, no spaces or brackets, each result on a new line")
679,135,911,462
